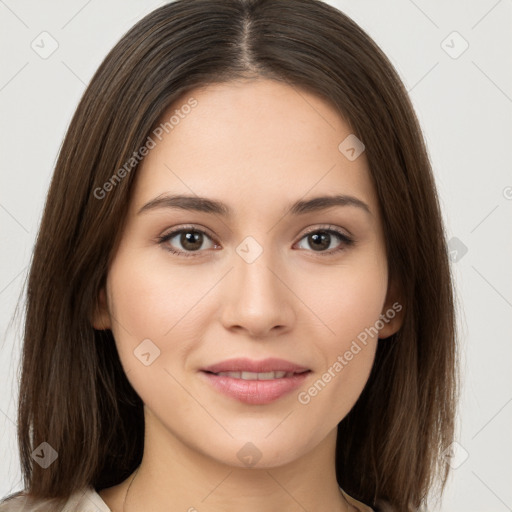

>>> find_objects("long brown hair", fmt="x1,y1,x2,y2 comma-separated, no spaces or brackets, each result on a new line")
2,1,459,510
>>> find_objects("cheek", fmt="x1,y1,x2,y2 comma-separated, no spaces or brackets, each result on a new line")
296,254,386,414
327,272,387,342
104,251,206,405
304,252,388,346
107,249,212,340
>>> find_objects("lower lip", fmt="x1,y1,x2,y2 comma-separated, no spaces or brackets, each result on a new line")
200,371,310,405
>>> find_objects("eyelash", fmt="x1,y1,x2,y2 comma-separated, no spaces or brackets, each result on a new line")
156,224,355,258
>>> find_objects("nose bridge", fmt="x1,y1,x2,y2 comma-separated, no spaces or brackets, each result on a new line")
220,234,294,335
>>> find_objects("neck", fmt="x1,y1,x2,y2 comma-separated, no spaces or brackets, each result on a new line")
113,411,351,512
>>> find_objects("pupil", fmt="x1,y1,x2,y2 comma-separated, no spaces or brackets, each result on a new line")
181,231,202,251
310,232,330,251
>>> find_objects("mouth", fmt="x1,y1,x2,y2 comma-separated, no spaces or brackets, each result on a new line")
201,357,310,375
199,358,311,405
202,369,310,380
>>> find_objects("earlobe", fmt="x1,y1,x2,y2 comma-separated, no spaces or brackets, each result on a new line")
91,287,112,330
378,278,405,340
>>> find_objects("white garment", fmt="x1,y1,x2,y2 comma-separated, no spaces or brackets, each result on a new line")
0,486,374,512
0,488,109,512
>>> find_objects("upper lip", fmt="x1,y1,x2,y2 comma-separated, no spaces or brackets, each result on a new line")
201,358,310,374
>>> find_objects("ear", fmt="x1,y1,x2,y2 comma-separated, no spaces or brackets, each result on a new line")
91,287,112,330
377,277,405,340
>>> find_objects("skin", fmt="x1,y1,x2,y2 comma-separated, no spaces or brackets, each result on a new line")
94,78,404,512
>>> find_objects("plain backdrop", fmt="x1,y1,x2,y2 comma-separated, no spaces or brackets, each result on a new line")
0,1,511,510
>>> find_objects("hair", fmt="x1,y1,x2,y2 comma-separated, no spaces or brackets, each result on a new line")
1,1,459,511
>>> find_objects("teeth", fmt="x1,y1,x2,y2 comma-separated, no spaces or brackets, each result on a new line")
215,370,294,380
257,371,284,380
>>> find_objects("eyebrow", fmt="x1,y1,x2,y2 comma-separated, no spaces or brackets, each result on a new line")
137,193,372,217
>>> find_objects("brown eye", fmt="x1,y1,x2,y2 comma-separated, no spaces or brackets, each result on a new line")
158,225,353,258
180,231,204,251
158,227,217,256
306,231,331,251
295,228,354,255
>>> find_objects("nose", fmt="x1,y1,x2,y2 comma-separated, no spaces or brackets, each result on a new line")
219,247,296,338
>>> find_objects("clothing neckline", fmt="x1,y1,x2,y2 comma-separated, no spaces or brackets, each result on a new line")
74,485,373,512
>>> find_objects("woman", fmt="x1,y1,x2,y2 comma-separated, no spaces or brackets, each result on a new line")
0,0,459,511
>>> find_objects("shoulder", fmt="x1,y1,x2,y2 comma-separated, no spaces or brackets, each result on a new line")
340,487,375,512
0,487,111,512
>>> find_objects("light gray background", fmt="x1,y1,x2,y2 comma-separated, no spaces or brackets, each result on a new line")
1,1,511,510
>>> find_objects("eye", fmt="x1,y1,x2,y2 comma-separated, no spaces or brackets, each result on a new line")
157,226,219,257
157,225,354,258
295,226,354,255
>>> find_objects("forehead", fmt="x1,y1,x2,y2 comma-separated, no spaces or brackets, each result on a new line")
133,79,378,217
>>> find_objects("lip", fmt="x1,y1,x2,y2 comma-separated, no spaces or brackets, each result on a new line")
201,357,310,374
199,358,311,405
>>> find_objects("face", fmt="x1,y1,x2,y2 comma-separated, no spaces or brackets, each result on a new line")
94,78,402,469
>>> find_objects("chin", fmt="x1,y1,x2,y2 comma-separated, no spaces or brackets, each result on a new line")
198,435,311,470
